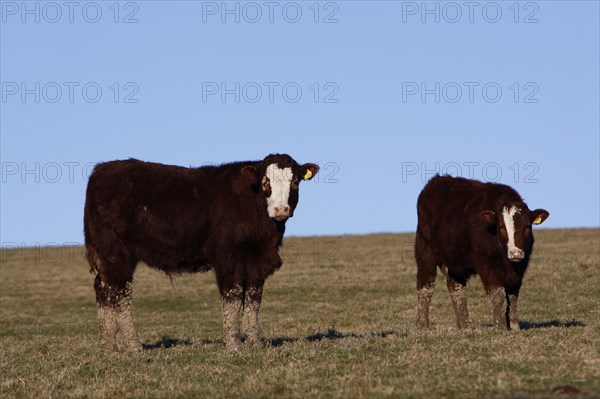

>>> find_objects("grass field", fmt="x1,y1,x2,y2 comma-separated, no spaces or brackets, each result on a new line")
1,229,599,398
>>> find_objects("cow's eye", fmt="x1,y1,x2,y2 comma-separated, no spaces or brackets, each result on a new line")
262,177,271,192
524,227,531,235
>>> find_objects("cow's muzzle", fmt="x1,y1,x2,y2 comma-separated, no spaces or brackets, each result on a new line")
508,248,525,262
273,206,291,221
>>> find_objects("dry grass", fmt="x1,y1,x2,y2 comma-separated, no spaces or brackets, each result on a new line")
1,229,599,398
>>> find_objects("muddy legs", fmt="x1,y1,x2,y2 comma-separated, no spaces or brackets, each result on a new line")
416,282,435,330
242,282,264,346
97,303,118,352
94,276,142,353
221,285,243,350
418,267,470,330
415,237,439,330
487,286,508,330
446,274,469,330
506,293,520,331
115,284,143,352
221,281,265,350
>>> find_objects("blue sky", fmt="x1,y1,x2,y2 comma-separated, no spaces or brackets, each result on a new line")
1,1,599,246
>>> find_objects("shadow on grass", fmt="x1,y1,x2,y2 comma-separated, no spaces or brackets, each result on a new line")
199,338,223,346
519,319,586,330
143,328,405,349
143,336,193,350
269,328,401,347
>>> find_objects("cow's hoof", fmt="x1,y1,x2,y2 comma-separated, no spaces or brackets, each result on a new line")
102,345,119,354
225,338,242,351
416,320,430,330
226,344,241,352
244,337,263,347
127,343,144,353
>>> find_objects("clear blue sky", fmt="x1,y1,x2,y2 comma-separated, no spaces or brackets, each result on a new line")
1,1,599,246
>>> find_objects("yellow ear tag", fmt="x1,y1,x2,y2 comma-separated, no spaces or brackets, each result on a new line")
533,215,542,225
303,170,313,180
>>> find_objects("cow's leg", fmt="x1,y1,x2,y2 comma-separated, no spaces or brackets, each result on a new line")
505,286,521,331
415,235,439,330
115,280,143,352
219,282,243,350
94,275,118,352
94,256,142,353
417,277,436,330
446,273,469,329
485,285,508,330
242,280,264,346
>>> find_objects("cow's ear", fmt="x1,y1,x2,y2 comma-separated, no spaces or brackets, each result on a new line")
479,210,496,224
531,209,549,225
241,166,258,181
300,163,319,181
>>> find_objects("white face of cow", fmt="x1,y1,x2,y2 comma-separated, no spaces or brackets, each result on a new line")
264,163,293,221
501,206,525,262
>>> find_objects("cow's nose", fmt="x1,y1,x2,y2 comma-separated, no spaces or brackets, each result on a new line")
274,206,291,218
508,249,525,261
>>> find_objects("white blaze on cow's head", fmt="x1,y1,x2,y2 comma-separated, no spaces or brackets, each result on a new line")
265,163,293,220
502,206,525,261
241,154,319,222
479,205,549,262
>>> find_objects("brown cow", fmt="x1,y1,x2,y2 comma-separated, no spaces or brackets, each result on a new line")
84,154,318,351
415,175,549,330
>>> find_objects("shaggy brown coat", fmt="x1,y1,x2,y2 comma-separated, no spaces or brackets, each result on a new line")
84,154,318,351
415,175,548,330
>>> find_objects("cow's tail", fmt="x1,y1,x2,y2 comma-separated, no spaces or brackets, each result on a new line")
85,244,102,274
83,221,103,275
84,186,102,275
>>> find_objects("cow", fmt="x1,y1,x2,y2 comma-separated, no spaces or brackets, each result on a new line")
414,175,549,330
84,154,319,351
